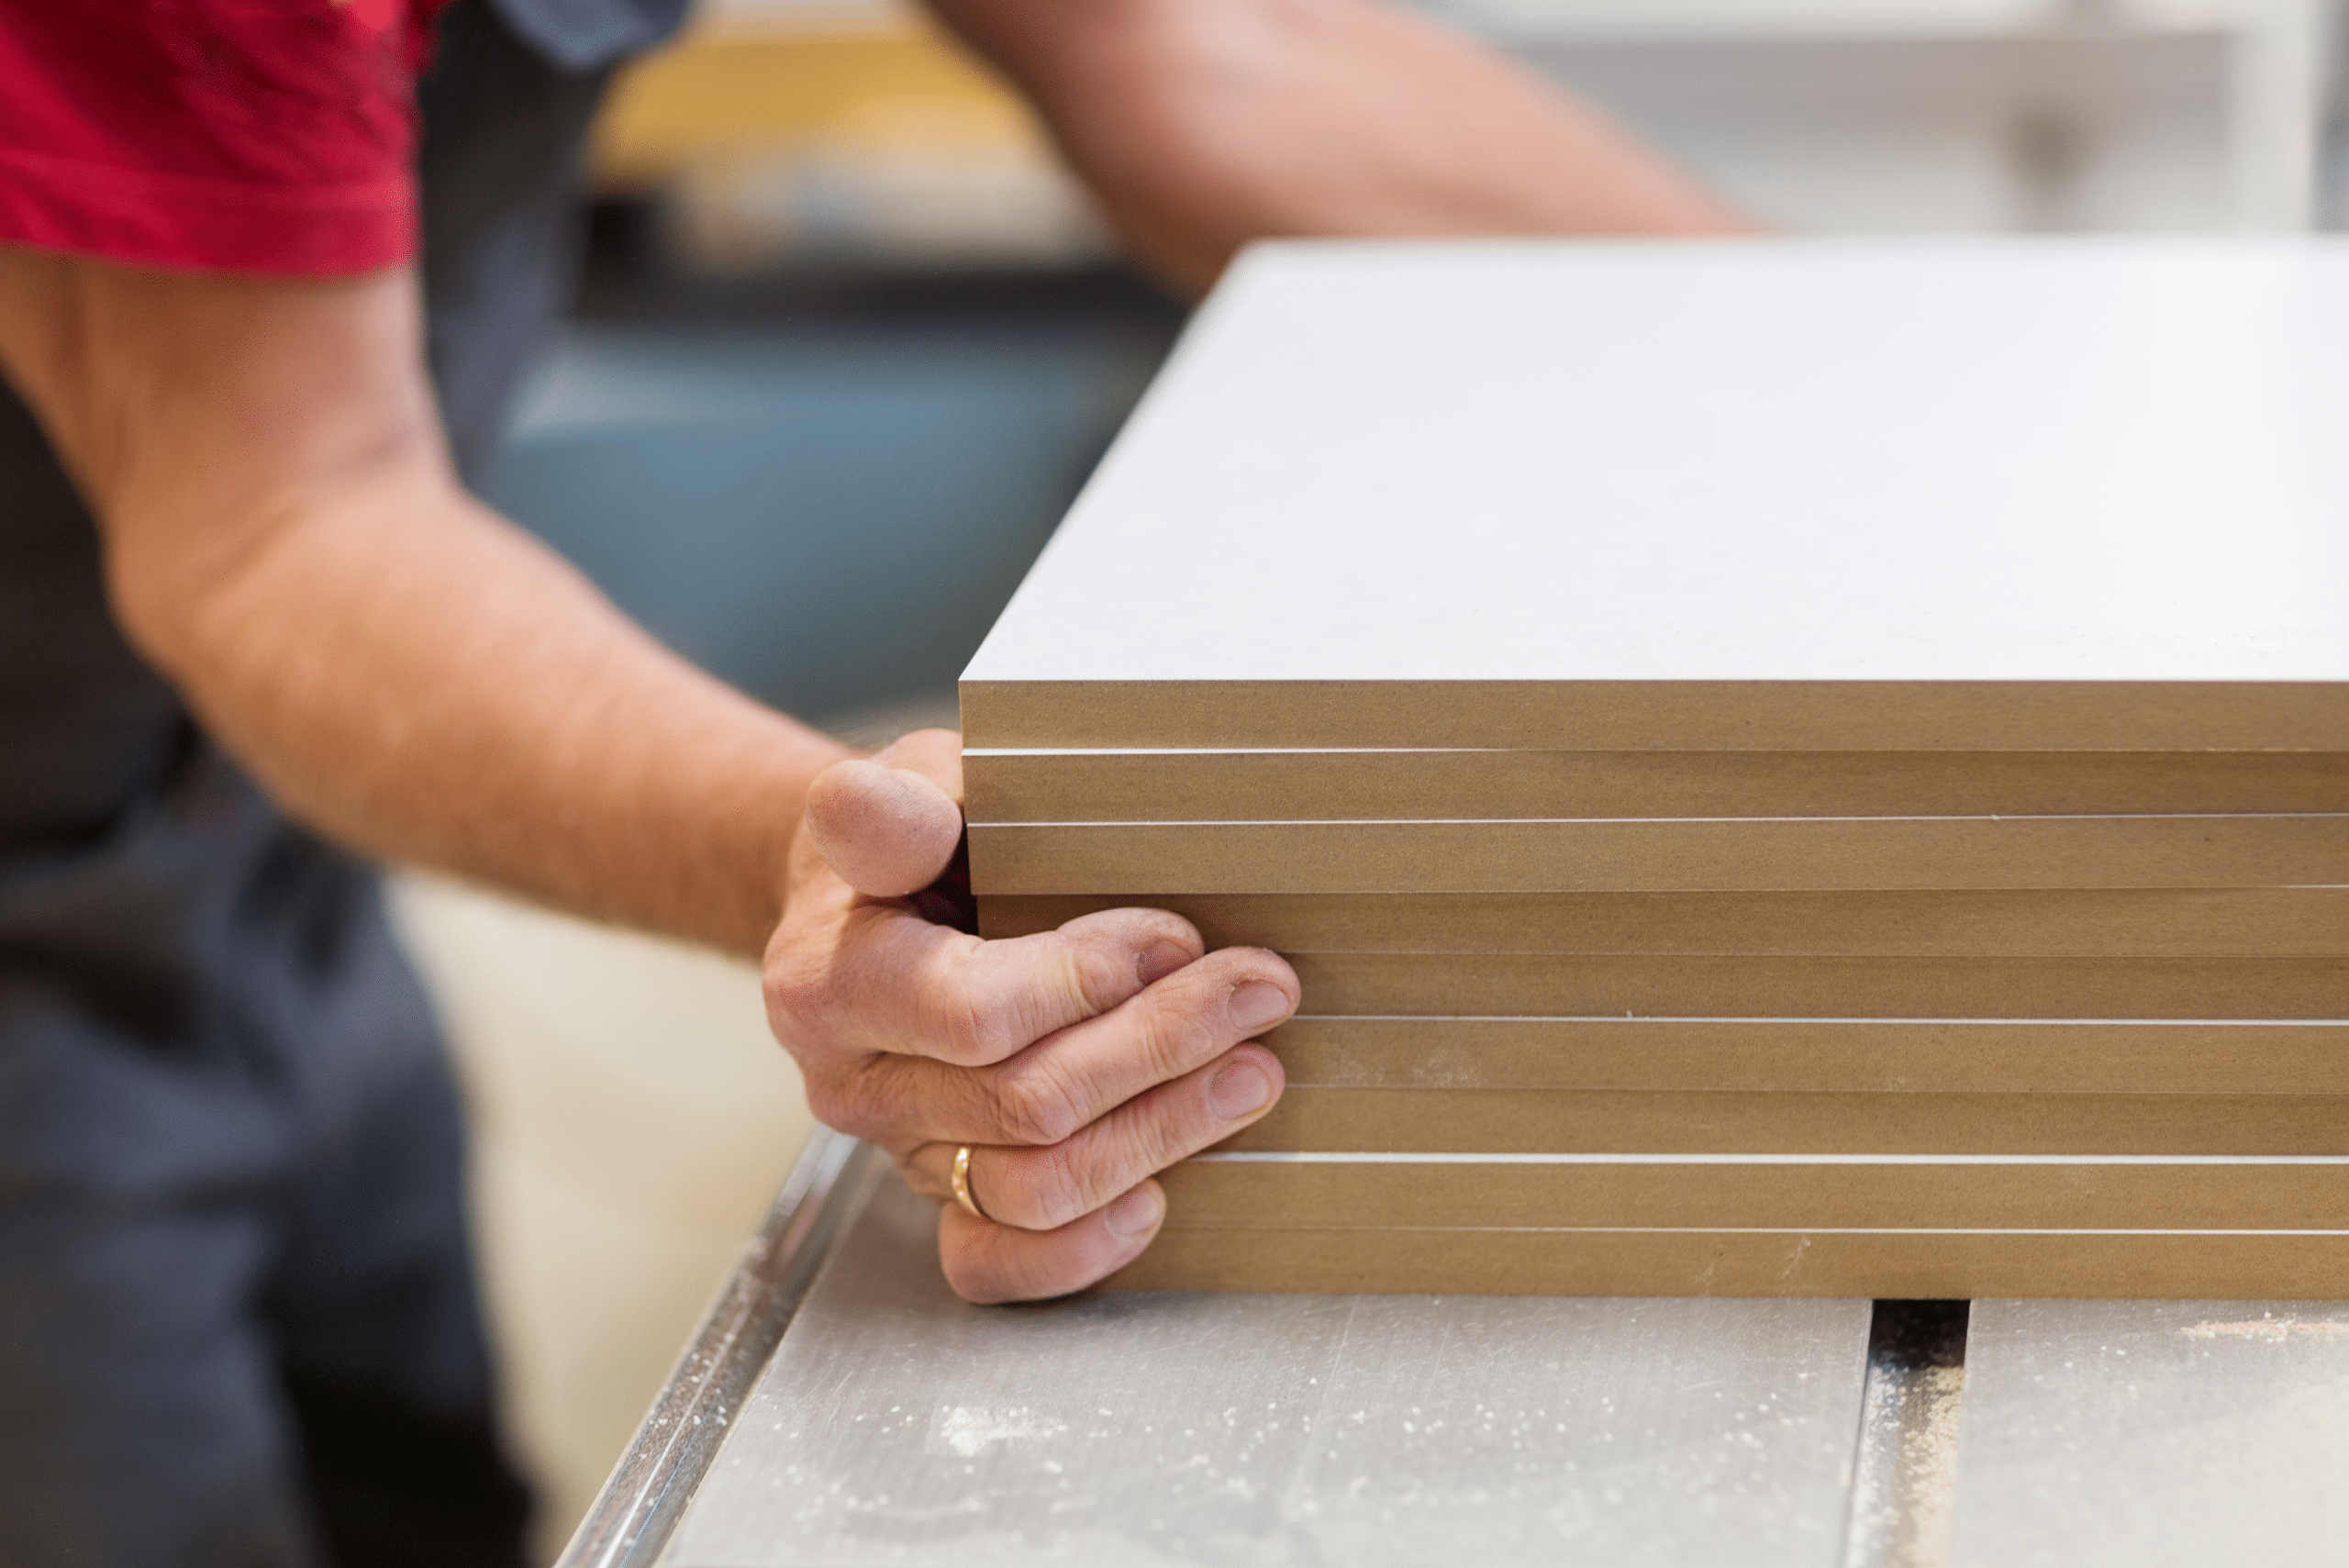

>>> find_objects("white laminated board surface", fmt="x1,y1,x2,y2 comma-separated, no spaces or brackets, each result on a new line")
961,239,2349,751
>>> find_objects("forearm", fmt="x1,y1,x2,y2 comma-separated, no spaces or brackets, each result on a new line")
0,253,849,957
140,471,849,956
929,0,1748,292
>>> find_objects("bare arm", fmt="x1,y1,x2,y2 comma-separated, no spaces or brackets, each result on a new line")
0,252,845,955
926,0,1749,292
0,247,1300,1301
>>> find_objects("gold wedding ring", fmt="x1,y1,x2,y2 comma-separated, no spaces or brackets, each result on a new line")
950,1145,987,1221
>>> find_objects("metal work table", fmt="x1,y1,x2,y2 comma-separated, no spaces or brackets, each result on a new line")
560,1133,2349,1568
1948,1298,2349,1566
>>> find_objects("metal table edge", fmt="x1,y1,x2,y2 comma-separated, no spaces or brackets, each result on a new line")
553,1129,881,1568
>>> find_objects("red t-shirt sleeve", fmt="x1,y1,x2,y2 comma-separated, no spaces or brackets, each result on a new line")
0,0,444,275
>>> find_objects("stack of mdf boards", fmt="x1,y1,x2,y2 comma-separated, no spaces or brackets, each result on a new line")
960,239,2349,1297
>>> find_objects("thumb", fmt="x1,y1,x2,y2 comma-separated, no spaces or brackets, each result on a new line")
805,735,965,899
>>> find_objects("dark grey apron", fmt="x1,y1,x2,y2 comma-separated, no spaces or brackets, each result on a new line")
0,2,682,1562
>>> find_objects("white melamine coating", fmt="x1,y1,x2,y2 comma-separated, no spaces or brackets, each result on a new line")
964,239,2349,686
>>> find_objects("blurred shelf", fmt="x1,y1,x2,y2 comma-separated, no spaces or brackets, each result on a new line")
590,16,1032,193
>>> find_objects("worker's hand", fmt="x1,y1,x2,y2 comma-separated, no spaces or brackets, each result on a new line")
764,728,1296,1304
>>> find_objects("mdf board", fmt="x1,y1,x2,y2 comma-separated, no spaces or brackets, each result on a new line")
963,682,2349,753
963,750,2349,822
962,243,2349,750
1258,1018,2349,1095
968,816,2349,895
975,887,2349,956
1220,1089,2349,1156
1152,1156,2349,1231
963,239,2349,1300
1273,952,2348,1018
1109,1229,2349,1299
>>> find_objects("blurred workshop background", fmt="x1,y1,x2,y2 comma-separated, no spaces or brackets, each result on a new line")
384,0,2349,1554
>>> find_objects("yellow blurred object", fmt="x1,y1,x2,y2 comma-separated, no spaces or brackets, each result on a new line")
590,19,1045,193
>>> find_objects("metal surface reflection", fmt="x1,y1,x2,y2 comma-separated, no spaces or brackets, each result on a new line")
662,1177,1872,1568
1950,1297,2349,1568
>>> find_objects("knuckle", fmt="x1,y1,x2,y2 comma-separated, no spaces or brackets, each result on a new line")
802,1074,877,1138
922,964,1015,1066
761,953,825,1036
936,998,993,1066
1136,997,1223,1079
894,1149,946,1201
1215,945,1297,986
800,1074,848,1128
991,1058,1088,1146
1064,937,1143,1015
1015,932,1129,1029
1007,1143,1095,1232
1121,1097,1189,1176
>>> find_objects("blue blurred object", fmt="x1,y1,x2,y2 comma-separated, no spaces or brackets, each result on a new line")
481,315,1166,721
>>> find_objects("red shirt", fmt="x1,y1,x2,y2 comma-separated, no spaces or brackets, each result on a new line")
0,0,447,275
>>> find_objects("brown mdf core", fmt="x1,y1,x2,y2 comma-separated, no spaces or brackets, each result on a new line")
964,750,2349,824
975,888,2349,957
1274,953,2345,1020
959,680,2349,752
1259,1018,2349,1095
1104,1229,2349,1297
1219,1089,2349,1155
967,817,2349,895
1154,1158,2349,1230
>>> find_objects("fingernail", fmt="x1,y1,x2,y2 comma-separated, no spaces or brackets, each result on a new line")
1227,980,1291,1031
1104,1184,1163,1240
1209,1060,1273,1120
1138,940,1190,986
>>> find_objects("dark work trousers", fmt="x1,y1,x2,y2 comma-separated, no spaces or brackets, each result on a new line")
0,5,625,1564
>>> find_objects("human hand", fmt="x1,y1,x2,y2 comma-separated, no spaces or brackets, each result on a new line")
764,728,1297,1302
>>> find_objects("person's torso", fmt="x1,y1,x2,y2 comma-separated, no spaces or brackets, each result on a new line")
0,0,682,1084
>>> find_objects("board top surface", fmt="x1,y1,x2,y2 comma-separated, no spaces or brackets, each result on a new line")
963,239,2349,688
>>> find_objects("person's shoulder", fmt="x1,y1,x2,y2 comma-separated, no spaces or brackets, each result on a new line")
0,0,450,275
